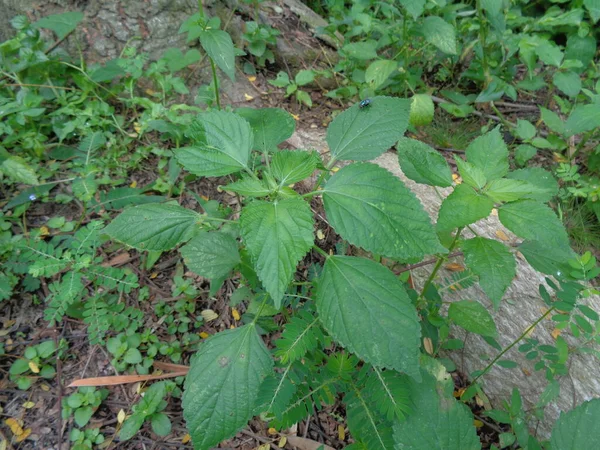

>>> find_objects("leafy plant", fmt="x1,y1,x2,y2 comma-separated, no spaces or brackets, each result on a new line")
62,387,109,428
104,96,597,449
9,341,57,390
269,70,316,107
119,381,174,441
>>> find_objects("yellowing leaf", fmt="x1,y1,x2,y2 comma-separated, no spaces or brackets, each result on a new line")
130,180,137,188
117,409,126,424
247,76,257,82
22,402,35,409
445,262,465,272
28,361,40,374
278,436,287,447
473,420,484,428
268,427,277,435
199,332,209,339
182,434,191,444
40,384,50,392
150,272,158,279
423,337,434,355
5,418,24,436
491,208,498,216
134,122,142,134
244,93,254,101
316,229,325,240
553,152,567,163
495,230,510,241
452,173,462,184
331,166,340,172
258,444,270,450
338,425,346,441
201,309,219,322
552,328,562,339
39,226,50,237
292,113,300,121
232,308,241,321
15,428,31,443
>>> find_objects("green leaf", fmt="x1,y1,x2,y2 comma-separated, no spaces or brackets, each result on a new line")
323,163,443,261
449,300,497,337
151,412,172,436
393,368,481,450
437,184,494,232
326,96,410,161
506,168,558,203
498,200,570,248
119,413,145,441
34,12,83,39
364,368,411,421
485,178,539,203
462,237,516,308
584,0,600,22
295,90,312,107
519,240,575,277
235,108,295,152
316,256,421,379
409,94,435,127
176,111,253,177
515,120,537,141
551,399,600,449
0,156,39,185
240,198,314,307
553,71,582,98
399,0,426,18
295,70,315,86
421,16,457,55
565,104,600,137
455,157,487,190
274,311,323,363
342,40,378,60
397,138,453,187
199,29,235,81
540,107,566,135
183,325,273,450
124,348,142,364
346,387,394,450
222,177,271,197
535,39,563,67
365,60,397,90
565,35,597,70
104,204,200,251
271,150,320,185
465,127,509,181
181,232,240,279
74,406,94,427
514,145,537,167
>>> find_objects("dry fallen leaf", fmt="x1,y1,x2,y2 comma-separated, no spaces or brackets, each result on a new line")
316,229,325,240
495,230,510,241
286,436,335,450
244,93,254,101
268,427,277,435
182,434,191,444
201,309,219,322
278,436,287,447
15,428,31,443
423,337,434,355
445,262,465,272
22,402,35,409
247,75,257,83
473,419,484,428
199,332,209,339
551,328,562,339
338,425,345,441
231,308,241,321
5,418,24,436
28,361,40,374
117,409,126,424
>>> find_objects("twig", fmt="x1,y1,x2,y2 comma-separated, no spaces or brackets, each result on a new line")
240,429,278,450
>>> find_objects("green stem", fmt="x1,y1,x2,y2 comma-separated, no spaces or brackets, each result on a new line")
313,245,329,259
476,0,490,86
471,306,556,385
209,58,221,110
419,227,464,301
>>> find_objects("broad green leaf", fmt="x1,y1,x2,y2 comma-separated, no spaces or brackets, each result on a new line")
176,111,252,177
465,127,509,181
323,163,444,261
346,387,394,450
448,300,497,337
77,131,106,164
240,198,314,307
236,108,295,152
104,204,200,251
342,40,378,60
393,368,481,450
498,200,570,248
295,70,315,86
484,178,538,203
519,240,576,277
399,0,426,18
515,120,537,141
535,39,563,67
421,16,457,55
222,177,271,197
553,71,581,98
119,413,145,441
584,0,600,22
462,237,516,308
550,398,600,449
365,60,397,90
409,94,435,127
199,29,235,81
271,150,320,186
34,12,83,39
181,232,240,279
326,96,410,161
565,104,600,137
505,168,558,203
0,156,39,185
162,48,202,72
455,157,487,190
90,59,127,82
437,184,494,232
397,138,453,187
540,107,565,135
183,325,273,450
316,256,421,378
151,412,172,436
565,35,597,71
514,144,537,166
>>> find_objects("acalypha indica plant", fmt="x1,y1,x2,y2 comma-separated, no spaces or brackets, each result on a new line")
105,96,597,449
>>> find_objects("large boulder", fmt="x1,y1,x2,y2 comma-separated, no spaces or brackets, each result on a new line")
289,127,600,438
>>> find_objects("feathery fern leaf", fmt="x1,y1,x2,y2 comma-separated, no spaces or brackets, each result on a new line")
44,272,84,325
255,364,297,419
364,367,412,421
274,311,324,363
346,383,395,450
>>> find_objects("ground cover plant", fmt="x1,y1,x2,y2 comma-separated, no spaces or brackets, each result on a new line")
1,1,600,449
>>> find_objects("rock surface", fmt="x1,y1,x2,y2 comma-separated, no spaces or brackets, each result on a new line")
289,127,600,438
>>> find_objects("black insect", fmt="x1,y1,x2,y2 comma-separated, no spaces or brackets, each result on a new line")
359,98,372,109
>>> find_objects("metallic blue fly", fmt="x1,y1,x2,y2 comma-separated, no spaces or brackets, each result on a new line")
359,98,372,109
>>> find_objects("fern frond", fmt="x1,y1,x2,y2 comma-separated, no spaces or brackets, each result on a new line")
71,220,103,255
20,242,69,277
274,311,324,363
346,382,394,450
364,367,412,421
255,364,297,418
439,268,477,293
88,266,139,293
44,272,84,325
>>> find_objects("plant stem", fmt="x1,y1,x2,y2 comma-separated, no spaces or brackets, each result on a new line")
419,227,464,301
476,0,490,86
313,245,329,259
209,58,221,110
471,306,556,385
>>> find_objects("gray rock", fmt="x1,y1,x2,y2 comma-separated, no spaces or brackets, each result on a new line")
289,128,600,438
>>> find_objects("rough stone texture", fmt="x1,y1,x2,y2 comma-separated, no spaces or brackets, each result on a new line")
289,128,600,438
